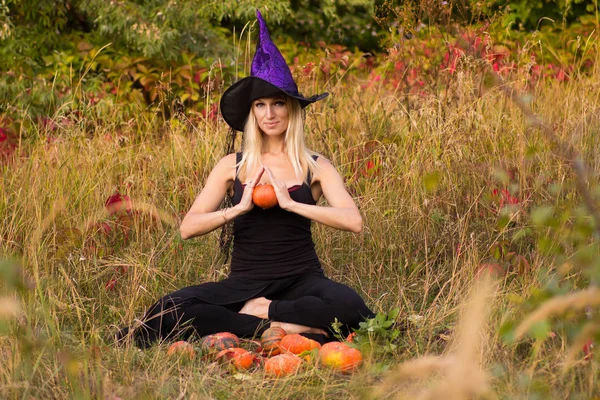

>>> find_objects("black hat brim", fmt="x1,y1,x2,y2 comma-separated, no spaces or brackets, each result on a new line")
220,77,329,132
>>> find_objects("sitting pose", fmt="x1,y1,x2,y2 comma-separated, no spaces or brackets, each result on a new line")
118,10,374,348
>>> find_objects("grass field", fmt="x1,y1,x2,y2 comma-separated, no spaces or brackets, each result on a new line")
1,46,600,399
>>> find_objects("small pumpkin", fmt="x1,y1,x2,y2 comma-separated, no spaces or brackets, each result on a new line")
319,341,363,374
279,334,321,355
200,332,240,353
260,326,287,356
264,353,303,377
252,184,278,209
215,347,256,371
167,341,196,360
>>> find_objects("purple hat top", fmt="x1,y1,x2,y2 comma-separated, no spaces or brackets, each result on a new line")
220,10,329,132
252,10,300,96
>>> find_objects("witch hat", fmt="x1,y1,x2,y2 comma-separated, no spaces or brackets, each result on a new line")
220,10,329,132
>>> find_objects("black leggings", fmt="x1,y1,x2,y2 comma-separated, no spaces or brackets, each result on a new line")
127,274,374,348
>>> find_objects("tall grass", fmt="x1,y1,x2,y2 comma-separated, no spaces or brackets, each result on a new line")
1,48,600,398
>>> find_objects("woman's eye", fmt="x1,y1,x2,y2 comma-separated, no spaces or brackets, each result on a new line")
275,101,286,107
254,103,264,108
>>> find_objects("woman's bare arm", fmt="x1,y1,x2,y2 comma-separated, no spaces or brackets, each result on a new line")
180,155,265,239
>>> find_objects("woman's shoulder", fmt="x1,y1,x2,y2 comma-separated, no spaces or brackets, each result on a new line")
311,153,333,168
310,153,339,180
209,153,238,180
215,153,238,166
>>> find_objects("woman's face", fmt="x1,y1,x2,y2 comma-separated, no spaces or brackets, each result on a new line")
252,96,289,137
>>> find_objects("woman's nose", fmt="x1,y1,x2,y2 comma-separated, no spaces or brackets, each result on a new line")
266,106,274,118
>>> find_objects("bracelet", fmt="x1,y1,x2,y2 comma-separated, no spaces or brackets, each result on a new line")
221,208,228,223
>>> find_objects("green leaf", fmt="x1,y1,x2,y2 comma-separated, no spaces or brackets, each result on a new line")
530,320,551,340
500,320,516,343
513,227,532,241
388,308,400,321
548,183,562,196
497,213,511,230
493,168,510,185
537,236,561,255
531,206,554,227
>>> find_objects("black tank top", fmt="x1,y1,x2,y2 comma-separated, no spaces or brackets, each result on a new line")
230,153,323,279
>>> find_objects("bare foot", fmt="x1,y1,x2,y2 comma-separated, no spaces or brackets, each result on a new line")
239,297,272,319
271,321,329,337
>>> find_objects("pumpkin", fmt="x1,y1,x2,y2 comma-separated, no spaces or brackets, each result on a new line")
279,334,321,355
167,341,196,360
264,353,303,377
215,347,256,371
200,332,240,353
319,341,363,374
260,326,287,356
252,184,278,209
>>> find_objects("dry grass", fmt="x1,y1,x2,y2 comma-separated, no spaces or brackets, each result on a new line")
372,274,499,400
1,46,600,398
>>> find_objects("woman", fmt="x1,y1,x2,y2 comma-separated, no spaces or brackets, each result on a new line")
118,10,374,348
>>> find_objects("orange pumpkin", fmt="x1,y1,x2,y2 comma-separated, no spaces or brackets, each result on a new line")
252,184,278,209
319,341,363,374
264,353,303,377
200,332,240,353
167,341,196,360
215,347,256,371
260,326,287,356
279,334,321,355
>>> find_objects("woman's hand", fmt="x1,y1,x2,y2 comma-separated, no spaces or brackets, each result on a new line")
268,157,363,232
264,166,295,210
236,165,265,214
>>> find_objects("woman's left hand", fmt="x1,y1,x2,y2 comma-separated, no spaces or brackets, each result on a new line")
264,166,295,211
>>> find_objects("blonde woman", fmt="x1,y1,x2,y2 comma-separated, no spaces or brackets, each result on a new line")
118,10,374,348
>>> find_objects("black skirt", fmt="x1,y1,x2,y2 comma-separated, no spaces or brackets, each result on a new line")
158,269,327,308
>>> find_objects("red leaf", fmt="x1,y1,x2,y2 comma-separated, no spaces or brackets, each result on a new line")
0,127,16,161
105,278,118,291
583,340,594,361
105,192,132,215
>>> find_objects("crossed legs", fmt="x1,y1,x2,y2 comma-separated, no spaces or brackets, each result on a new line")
240,275,374,337
124,274,373,348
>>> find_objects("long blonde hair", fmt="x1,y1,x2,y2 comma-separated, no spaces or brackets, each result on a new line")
236,95,318,183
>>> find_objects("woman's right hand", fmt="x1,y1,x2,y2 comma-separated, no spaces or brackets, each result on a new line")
235,165,265,214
